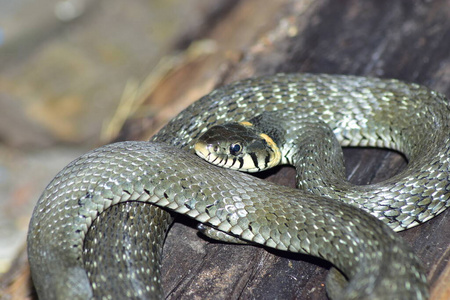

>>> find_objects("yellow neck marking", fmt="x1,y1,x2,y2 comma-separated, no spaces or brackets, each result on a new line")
239,121,253,127
259,133,282,167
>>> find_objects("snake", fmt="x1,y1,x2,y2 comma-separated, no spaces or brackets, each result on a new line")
27,73,450,299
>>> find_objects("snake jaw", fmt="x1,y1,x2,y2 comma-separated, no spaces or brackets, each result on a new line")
194,141,209,160
194,140,247,171
194,141,241,170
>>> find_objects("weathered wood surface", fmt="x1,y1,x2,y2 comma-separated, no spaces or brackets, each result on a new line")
3,0,449,299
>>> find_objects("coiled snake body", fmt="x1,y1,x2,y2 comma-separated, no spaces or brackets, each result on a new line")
27,74,450,299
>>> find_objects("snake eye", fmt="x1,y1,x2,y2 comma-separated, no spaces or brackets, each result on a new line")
229,143,242,156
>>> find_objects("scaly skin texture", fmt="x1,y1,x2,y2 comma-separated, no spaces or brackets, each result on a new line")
27,74,450,299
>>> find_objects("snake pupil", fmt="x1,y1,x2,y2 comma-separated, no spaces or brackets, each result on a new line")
229,143,242,156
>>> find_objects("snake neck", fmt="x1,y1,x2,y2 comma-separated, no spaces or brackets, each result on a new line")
248,111,350,193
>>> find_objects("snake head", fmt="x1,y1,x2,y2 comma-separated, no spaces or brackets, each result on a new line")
194,122,281,172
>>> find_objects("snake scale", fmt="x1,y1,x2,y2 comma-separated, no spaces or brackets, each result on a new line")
27,74,450,299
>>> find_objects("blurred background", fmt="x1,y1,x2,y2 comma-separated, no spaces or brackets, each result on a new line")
0,0,232,276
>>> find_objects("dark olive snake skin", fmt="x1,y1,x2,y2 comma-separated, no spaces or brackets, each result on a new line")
27,74,450,299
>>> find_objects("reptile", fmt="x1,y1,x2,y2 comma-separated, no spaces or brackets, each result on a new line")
27,73,450,299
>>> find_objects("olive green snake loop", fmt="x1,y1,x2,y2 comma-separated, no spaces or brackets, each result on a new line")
27,74,450,299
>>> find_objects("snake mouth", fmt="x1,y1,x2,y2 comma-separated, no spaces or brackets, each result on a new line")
194,142,232,168
194,142,210,161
